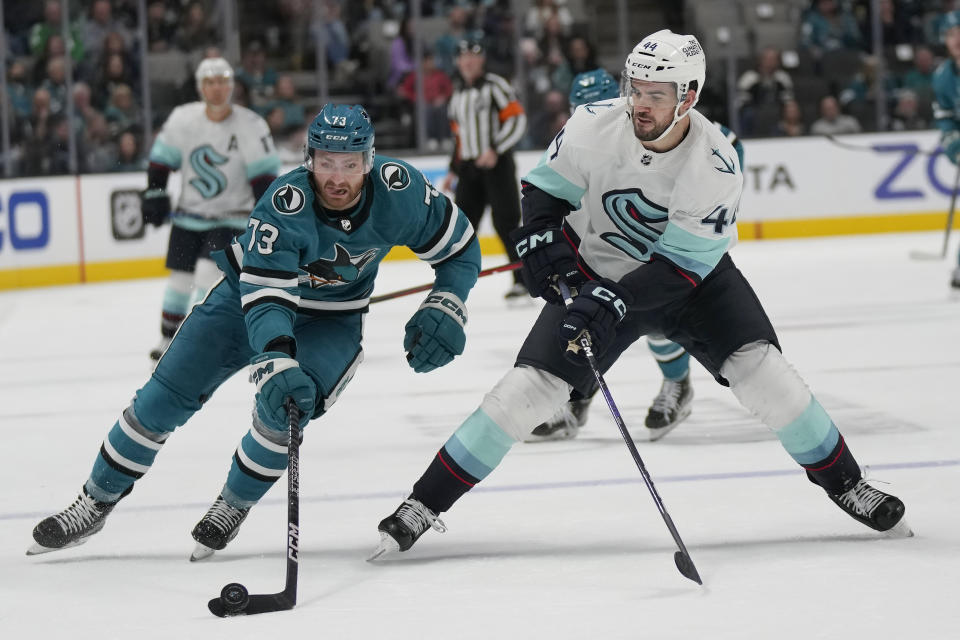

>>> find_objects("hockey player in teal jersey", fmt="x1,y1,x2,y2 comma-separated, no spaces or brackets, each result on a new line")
932,9,960,290
27,104,481,559
370,31,909,559
528,68,746,442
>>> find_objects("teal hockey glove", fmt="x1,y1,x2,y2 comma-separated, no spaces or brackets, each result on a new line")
944,132,960,165
249,352,316,431
557,279,632,363
403,291,467,373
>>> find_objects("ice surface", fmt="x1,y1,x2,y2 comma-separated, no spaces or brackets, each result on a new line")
1,232,958,639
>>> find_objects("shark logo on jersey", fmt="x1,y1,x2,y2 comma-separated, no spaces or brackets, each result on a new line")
711,148,736,175
599,189,668,261
272,184,305,215
188,145,229,198
301,243,379,287
380,162,411,191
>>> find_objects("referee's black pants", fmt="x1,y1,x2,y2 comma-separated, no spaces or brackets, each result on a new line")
455,153,523,283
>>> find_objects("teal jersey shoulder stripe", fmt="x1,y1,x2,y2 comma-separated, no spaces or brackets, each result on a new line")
246,153,282,180
655,223,730,279
149,138,182,169
523,154,586,209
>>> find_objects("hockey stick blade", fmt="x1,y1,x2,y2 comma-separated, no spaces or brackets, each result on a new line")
208,592,295,617
908,250,945,261
673,551,703,585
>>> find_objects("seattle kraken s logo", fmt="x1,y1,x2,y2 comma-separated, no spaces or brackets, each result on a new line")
188,145,228,198
599,189,668,261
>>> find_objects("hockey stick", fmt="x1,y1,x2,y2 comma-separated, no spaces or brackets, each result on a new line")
909,160,960,261
208,399,302,617
558,281,702,586
369,262,521,304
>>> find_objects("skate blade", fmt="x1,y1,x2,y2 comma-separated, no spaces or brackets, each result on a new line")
366,532,400,562
884,517,914,539
646,407,692,442
523,425,580,443
190,542,216,562
26,537,89,556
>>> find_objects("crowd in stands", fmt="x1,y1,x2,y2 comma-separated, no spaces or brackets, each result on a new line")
1,0,958,178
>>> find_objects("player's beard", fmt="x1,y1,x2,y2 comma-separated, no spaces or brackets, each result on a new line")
632,112,672,142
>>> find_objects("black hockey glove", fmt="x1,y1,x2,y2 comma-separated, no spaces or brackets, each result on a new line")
510,223,586,305
140,188,171,227
557,279,632,363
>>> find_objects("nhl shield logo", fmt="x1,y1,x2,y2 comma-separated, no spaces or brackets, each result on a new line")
272,184,305,215
641,153,653,165
380,162,411,191
340,218,352,231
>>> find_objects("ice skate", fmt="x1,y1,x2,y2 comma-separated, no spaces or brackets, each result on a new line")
525,397,592,442
827,479,912,537
644,374,693,441
367,496,446,561
190,495,251,561
27,486,129,555
149,336,172,361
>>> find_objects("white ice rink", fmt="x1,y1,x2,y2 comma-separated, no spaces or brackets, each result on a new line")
1,231,959,639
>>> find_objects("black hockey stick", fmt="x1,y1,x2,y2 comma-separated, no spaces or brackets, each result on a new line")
369,262,521,304
909,160,960,261
208,399,302,617
558,281,702,585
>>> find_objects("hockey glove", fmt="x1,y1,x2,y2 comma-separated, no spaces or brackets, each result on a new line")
557,279,632,363
404,291,467,373
249,352,316,431
944,132,960,165
140,188,171,227
510,224,586,305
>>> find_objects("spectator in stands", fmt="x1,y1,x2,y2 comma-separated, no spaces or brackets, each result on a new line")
524,0,573,41
927,0,959,46
810,95,862,135
800,0,863,55
32,33,67,85
323,0,352,71
481,1,521,79
235,41,277,107
518,37,552,118
526,88,569,148
387,17,416,90
103,84,141,137
175,1,219,53
397,49,454,150
29,0,83,63
772,99,806,137
84,113,117,173
94,53,136,110
259,75,305,137
537,12,569,76
7,60,34,121
737,46,795,137
434,2,474,75
551,36,599,94
39,56,68,117
146,1,177,52
860,0,918,47
889,89,928,131
839,54,896,115
113,131,145,172
70,82,101,135
83,0,130,63
900,45,936,94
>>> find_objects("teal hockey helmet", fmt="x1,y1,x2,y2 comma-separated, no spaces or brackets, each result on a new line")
942,10,960,40
305,104,375,171
569,68,619,111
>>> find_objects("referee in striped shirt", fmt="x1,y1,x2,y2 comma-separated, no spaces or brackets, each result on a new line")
441,38,528,299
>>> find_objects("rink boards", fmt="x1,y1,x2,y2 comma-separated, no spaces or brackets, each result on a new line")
0,129,957,289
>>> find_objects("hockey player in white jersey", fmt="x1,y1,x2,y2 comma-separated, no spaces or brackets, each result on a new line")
371,30,909,559
142,57,281,360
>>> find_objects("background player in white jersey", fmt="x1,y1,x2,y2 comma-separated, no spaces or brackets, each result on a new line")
528,68,745,442
370,30,909,559
142,57,281,360
27,104,480,560
931,9,960,290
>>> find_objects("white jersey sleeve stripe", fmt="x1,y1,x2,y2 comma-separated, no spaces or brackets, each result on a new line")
240,272,299,288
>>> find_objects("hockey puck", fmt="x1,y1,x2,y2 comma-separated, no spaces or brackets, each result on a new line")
220,582,250,613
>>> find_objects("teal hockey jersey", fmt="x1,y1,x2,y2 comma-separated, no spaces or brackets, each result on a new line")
214,156,481,353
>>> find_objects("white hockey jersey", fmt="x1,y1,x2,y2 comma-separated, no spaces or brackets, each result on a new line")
523,99,742,283
149,102,280,221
